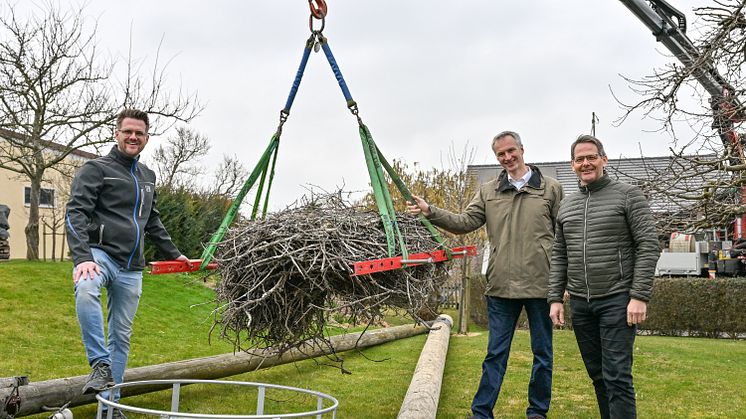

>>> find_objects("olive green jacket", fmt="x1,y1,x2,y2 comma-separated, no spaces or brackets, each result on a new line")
427,166,564,298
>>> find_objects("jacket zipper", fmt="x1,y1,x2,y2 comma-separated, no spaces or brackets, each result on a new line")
139,188,145,217
126,161,142,270
618,248,624,279
583,191,591,301
98,224,104,246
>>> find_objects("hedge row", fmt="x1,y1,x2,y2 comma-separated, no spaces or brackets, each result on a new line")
144,187,231,261
468,275,746,338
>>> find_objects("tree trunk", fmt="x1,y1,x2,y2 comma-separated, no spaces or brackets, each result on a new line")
397,315,452,419
457,240,470,334
458,272,470,334
60,230,66,261
25,175,42,260
0,323,429,417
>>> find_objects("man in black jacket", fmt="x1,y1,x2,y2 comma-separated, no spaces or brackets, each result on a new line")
66,109,189,411
547,135,659,419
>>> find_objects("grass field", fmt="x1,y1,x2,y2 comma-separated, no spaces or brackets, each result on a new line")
1,260,745,418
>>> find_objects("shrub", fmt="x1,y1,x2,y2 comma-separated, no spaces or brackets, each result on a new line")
645,277,746,338
144,187,231,261
468,274,746,338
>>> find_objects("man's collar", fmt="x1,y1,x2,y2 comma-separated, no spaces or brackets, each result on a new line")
508,166,532,184
578,173,611,193
109,145,139,164
497,165,543,192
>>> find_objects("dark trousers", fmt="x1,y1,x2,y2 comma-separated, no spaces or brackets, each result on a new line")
571,293,637,419
471,297,553,419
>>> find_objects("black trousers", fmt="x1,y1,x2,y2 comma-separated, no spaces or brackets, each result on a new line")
571,292,637,419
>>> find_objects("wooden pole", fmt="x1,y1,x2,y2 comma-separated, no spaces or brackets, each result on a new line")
397,315,452,419
0,324,428,418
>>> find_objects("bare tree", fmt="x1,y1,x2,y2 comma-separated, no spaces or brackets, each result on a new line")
0,1,202,259
440,142,481,334
618,0,746,234
151,126,210,189
211,154,249,197
38,162,78,261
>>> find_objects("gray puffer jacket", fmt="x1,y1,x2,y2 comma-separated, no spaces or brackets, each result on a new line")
547,174,660,303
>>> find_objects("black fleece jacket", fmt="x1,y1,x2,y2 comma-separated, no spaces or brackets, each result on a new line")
66,145,181,270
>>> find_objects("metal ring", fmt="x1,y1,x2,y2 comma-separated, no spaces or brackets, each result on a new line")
309,14,325,33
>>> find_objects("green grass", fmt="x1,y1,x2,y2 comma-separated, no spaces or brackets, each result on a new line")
1,260,745,418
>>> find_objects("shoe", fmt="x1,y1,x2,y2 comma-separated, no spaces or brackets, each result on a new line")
81,361,115,394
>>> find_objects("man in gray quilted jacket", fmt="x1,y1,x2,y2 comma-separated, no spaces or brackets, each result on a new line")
547,134,659,419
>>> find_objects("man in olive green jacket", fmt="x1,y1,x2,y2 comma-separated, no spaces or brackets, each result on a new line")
408,131,563,419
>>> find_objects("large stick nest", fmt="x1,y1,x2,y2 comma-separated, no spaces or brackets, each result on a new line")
210,192,450,355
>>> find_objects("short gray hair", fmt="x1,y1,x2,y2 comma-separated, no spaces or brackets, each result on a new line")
571,134,606,159
492,131,522,150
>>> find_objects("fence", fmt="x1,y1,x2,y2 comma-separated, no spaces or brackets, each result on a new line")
439,283,461,309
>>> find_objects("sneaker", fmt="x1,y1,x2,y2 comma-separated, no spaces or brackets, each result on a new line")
81,361,114,394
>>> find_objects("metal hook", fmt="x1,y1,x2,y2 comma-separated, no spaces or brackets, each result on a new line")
308,0,327,20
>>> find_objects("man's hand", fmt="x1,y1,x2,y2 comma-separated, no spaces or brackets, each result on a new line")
627,298,647,326
74,261,101,284
406,195,431,217
175,254,192,270
549,302,565,327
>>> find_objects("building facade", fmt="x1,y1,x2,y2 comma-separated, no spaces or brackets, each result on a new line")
0,130,97,260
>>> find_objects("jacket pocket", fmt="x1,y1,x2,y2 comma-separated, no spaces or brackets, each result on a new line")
485,245,496,278
138,183,155,219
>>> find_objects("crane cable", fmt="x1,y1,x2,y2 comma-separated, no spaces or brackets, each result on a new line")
200,1,448,270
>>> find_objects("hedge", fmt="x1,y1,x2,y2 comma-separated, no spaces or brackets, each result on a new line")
144,187,231,261
468,275,746,338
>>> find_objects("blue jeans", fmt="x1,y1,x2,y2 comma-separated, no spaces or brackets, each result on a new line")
74,248,142,402
471,297,553,419
571,293,637,419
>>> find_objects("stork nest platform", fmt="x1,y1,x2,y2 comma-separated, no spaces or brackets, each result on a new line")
210,193,449,355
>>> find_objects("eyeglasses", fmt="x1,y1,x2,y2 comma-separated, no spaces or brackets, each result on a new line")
118,129,148,138
573,154,600,164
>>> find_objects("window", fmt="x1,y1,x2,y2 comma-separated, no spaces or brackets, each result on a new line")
24,187,55,208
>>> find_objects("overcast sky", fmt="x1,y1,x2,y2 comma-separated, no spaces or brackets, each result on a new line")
15,0,706,208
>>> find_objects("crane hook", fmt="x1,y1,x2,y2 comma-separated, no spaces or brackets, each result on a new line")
308,0,327,20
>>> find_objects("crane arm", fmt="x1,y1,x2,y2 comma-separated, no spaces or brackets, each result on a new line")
619,0,740,108
622,0,746,241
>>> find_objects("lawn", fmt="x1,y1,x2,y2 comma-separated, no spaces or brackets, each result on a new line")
1,260,744,418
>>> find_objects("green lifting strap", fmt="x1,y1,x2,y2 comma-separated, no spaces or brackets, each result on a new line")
370,139,449,251
199,134,280,270
251,138,280,221
358,124,408,259
358,124,450,260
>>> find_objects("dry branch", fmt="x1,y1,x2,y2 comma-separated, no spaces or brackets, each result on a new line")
210,192,449,356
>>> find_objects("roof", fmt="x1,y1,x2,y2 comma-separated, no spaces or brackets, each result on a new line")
0,127,99,160
468,154,722,214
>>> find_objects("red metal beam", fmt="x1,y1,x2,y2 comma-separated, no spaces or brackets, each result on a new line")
149,260,217,275
352,246,477,276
